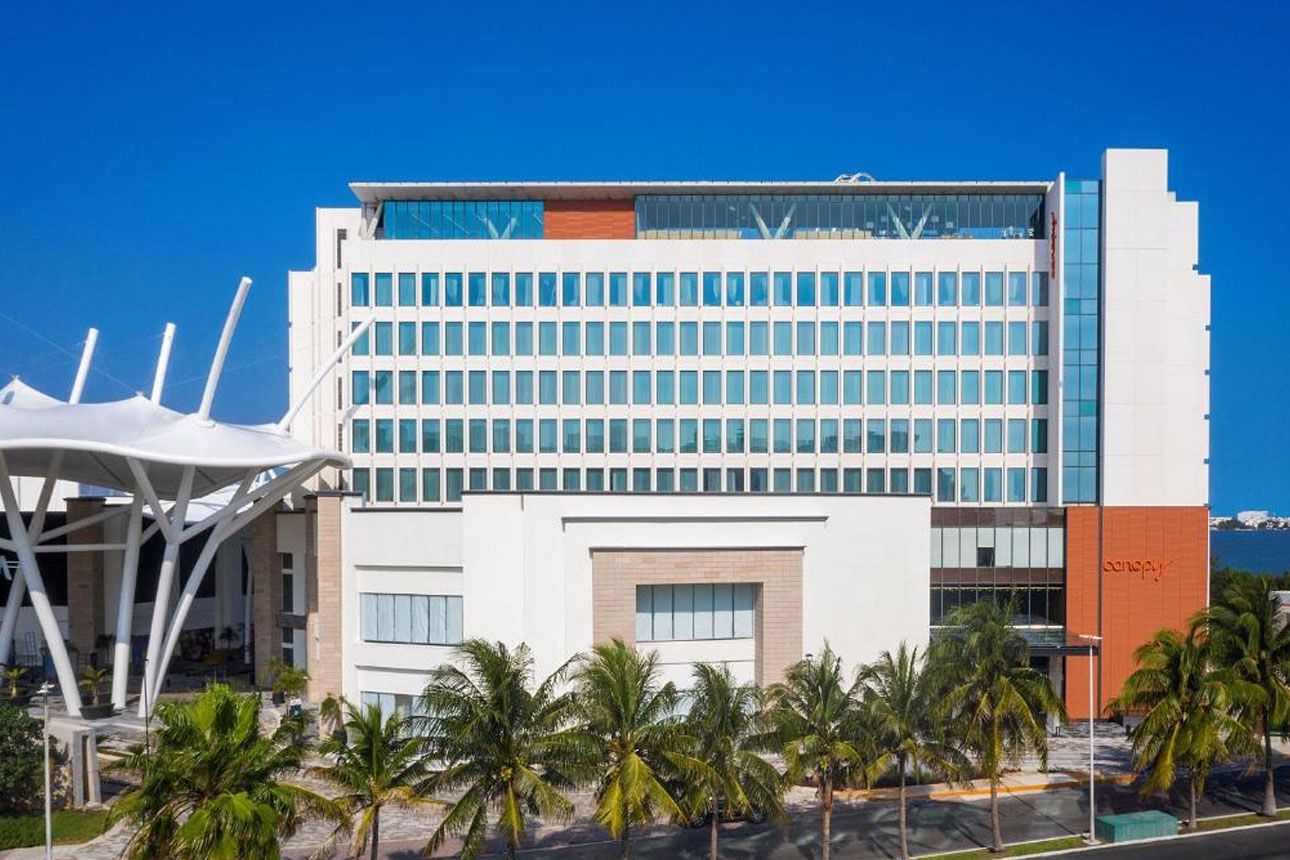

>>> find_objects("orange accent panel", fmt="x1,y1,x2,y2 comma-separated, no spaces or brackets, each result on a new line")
544,199,635,239
1064,506,1209,719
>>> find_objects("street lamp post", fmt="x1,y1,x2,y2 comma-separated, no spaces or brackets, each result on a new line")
1078,634,1103,844
39,681,53,860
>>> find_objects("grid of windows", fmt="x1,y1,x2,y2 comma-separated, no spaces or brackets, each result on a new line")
351,269,1049,309
344,263,1052,508
359,593,464,645
381,201,543,240
635,195,1045,240
349,466,1048,505
635,584,756,642
1062,180,1100,503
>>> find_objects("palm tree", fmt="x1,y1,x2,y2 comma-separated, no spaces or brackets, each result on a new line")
1201,575,1290,816
1110,626,1254,828
419,639,584,860
3,664,25,700
861,643,968,860
681,663,784,860
574,638,687,859
310,700,434,860
110,682,343,859
929,600,1063,853
763,644,866,860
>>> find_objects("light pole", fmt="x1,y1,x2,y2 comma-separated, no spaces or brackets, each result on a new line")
38,680,53,860
1077,634,1103,844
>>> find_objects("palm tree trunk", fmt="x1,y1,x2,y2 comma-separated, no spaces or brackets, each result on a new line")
369,807,380,860
1189,772,1198,829
507,837,518,860
989,777,1003,852
1262,712,1277,817
621,824,631,860
710,799,719,860
898,755,909,860
821,775,833,860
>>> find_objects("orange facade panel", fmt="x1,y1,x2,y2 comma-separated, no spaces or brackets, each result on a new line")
1064,506,1209,719
544,199,635,239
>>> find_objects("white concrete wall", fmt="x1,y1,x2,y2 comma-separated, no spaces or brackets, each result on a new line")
1100,149,1210,506
339,503,463,701
334,492,929,701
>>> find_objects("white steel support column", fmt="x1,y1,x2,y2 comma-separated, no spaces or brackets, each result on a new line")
110,494,144,710
138,467,192,716
0,456,83,717
148,462,322,706
0,329,97,665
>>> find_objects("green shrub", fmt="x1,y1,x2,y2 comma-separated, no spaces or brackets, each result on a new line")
0,703,42,812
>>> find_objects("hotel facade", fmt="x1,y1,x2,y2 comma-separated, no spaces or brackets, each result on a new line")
273,148,1208,719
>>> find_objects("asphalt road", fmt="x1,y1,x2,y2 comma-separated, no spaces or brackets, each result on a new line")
296,762,1290,859
1043,821,1290,859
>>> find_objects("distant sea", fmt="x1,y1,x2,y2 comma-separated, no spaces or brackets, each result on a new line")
1210,530,1290,575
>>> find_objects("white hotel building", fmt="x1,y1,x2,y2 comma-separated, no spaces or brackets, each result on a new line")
267,148,1209,718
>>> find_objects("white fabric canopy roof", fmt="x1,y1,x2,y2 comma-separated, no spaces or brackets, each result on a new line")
0,379,347,498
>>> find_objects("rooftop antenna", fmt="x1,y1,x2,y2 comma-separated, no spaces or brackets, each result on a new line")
197,277,251,423
150,323,176,404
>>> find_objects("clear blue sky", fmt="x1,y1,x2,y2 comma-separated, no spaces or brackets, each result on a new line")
1,2,1285,514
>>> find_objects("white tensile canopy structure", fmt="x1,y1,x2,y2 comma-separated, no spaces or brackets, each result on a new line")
0,278,368,717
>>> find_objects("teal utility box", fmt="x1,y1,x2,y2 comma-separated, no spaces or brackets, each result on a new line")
1094,810,1178,843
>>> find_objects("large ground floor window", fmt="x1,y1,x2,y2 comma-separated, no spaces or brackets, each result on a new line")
636,583,756,642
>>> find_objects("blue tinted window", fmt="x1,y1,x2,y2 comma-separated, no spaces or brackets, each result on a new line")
796,322,815,356
679,272,698,306
583,322,604,355
773,272,792,306
703,322,722,355
351,273,369,306
867,272,886,306
890,272,910,306
914,371,932,405
844,272,863,306
843,322,862,355
538,322,556,355
960,272,980,306
562,272,580,306
679,322,698,355
374,273,393,306
633,321,651,355
468,273,486,307
726,322,745,355
726,272,745,306
889,321,909,355
749,272,769,306
985,272,1004,306
794,274,815,308
937,272,957,306
398,273,416,306
867,322,886,356
819,322,838,355
585,272,604,306
609,322,628,356
703,272,722,306
655,322,674,355
632,272,651,307
491,273,510,306
514,273,533,306
819,272,839,306
538,272,557,306
654,272,673,305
